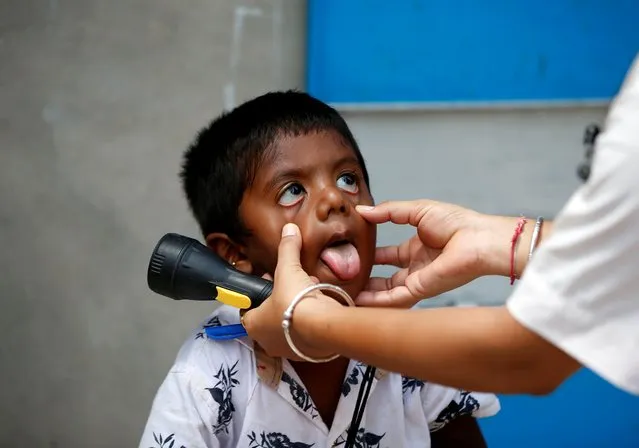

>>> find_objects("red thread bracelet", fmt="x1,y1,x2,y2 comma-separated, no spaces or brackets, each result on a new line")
510,217,527,285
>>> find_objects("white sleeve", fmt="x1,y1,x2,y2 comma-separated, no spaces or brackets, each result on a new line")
420,384,501,432
138,367,220,448
507,54,639,395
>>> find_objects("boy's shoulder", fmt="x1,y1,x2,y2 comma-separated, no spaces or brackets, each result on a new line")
169,306,256,380
140,307,259,446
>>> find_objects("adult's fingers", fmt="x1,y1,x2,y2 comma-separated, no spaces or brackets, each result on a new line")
373,245,404,267
357,253,465,307
356,200,439,226
399,253,475,301
355,284,415,308
355,269,411,307
374,235,417,267
363,270,410,295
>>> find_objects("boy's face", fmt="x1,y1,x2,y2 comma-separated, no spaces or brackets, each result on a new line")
236,131,376,299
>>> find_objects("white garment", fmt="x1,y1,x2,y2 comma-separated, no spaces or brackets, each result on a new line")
140,306,500,448
508,54,639,395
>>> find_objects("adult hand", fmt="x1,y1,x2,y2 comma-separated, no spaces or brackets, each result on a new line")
355,200,521,307
241,223,340,360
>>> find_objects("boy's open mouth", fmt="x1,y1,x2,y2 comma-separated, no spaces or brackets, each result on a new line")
319,233,361,281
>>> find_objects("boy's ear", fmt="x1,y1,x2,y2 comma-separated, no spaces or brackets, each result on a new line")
205,233,253,274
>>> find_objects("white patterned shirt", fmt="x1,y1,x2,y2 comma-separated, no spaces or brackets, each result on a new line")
140,306,500,448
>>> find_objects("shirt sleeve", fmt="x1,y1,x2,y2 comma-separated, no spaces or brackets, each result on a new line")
420,384,501,432
507,54,639,395
138,366,221,448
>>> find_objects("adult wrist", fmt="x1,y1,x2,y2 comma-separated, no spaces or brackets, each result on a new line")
481,214,550,279
480,215,533,278
288,295,341,357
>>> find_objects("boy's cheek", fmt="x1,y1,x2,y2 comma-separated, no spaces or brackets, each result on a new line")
242,243,278,278
359,189,374,207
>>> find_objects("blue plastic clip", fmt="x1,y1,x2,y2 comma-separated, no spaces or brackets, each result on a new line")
204,324,248,340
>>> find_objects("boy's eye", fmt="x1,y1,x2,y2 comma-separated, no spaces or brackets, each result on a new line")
278,183,305,206
337,173,358,193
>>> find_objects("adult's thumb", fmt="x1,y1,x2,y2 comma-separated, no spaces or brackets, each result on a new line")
274,223,305,280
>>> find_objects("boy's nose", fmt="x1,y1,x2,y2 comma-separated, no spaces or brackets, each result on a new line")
315,186,349,221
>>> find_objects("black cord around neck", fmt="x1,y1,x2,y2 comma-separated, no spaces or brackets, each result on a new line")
344,365,376,448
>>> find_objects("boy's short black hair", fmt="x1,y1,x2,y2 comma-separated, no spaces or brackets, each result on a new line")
180,90,370,241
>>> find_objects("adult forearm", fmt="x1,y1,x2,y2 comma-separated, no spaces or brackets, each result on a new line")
295,300,576,395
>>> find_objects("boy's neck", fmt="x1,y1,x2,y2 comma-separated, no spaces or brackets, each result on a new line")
286,286,366,426
290,357,351,428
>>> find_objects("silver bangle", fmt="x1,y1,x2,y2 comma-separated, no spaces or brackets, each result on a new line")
282,283,355,363
528,217,544,260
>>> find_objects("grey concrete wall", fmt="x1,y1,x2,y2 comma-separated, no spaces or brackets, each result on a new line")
0,1,305,446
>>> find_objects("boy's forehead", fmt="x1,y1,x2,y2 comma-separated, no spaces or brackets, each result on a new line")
263,131,359,170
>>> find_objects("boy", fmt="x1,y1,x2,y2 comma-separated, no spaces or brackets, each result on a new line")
140,91,500,447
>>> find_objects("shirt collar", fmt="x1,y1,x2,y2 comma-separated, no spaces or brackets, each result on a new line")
209,305,389,387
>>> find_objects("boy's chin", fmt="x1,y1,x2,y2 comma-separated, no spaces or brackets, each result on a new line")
315,271,369,305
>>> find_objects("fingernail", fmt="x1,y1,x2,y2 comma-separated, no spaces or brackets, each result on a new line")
356,205,374,212
282,223,298,237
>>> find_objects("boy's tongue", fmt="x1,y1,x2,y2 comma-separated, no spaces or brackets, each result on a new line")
320,243,360,281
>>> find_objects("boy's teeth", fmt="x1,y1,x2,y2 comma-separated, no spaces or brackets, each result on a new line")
320,243,360,281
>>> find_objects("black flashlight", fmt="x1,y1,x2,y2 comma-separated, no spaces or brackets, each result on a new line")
146,233,273,310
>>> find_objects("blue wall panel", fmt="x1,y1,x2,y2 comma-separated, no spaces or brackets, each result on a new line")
479,369,639,447
307,1,639,104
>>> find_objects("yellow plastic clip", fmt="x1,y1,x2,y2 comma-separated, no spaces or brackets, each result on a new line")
215,286,252,309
